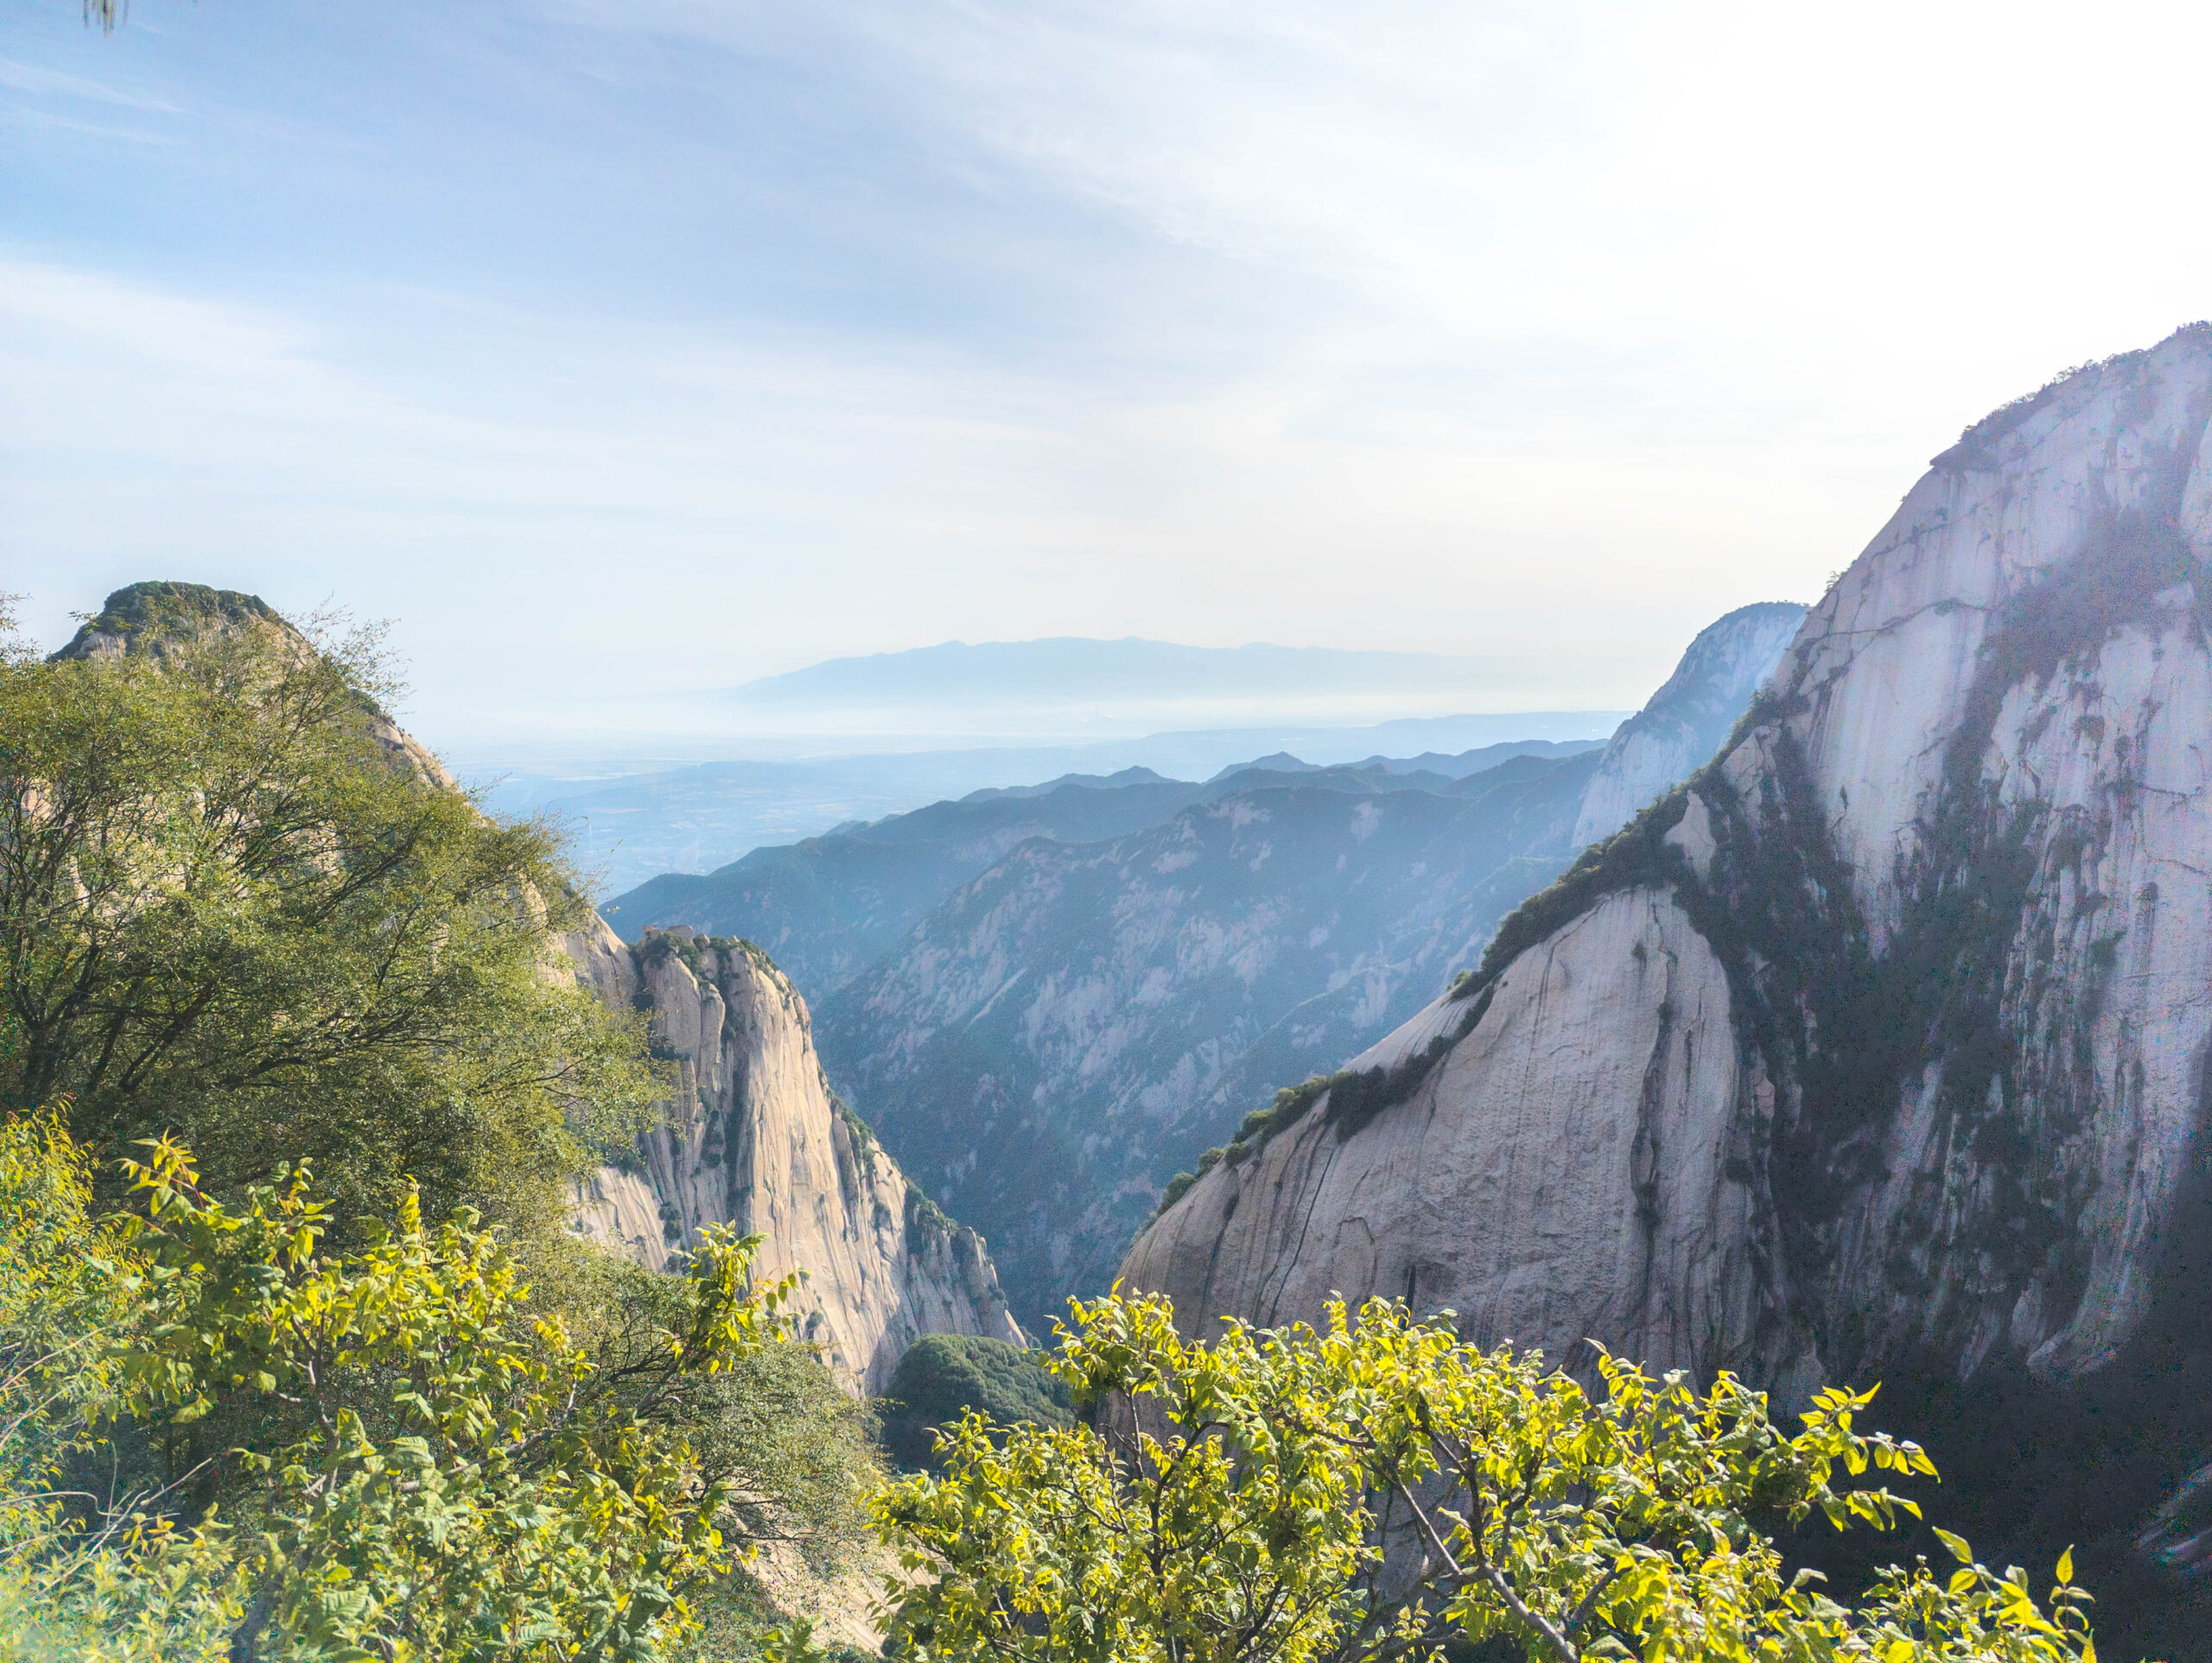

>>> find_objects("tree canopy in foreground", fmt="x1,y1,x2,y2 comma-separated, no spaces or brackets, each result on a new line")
878,1292,2109,1663
0,589,656,1248
0,1106,870,1661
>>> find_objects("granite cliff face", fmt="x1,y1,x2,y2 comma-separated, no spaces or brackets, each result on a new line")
1120,325,2212,1636
1567,601,1806,849
564,924,1023,1393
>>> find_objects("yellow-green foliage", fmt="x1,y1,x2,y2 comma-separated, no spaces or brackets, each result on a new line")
0,1113,249,1660
0,1111,810,1662
0,601,657,1245
878,1291,2108,1663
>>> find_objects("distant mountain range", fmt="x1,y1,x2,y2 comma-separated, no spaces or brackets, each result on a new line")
721,637,1565,734
606,741,1602,993
477,717,1628,894
810,752,1605,1326
608,604,1805,1328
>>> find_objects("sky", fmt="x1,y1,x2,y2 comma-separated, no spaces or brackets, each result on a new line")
6,0,2212,755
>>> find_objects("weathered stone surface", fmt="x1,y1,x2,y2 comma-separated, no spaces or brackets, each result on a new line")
564,924,1022,1393
1120,887,1812,1398
1119,326,2212,1622
1568,601,1805,850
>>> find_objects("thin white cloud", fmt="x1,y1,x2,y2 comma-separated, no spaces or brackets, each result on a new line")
9,0,2212,756
0,53,183,111
0,250,1831,735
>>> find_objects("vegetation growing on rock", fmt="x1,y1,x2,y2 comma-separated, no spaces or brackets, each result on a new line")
0,591,885,1659
0,591,658,1250
876,1333,1074,1472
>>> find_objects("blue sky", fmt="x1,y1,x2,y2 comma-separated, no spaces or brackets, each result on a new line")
7,1,2211,752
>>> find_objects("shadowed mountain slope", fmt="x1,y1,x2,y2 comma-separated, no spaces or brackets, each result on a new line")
605,749,1590,995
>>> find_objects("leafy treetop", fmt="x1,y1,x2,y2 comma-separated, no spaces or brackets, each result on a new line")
878,1290,2112,1663
0,1103,831,1661
0,585,656,1244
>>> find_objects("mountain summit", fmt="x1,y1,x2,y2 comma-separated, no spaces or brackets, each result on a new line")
1120,324,2212,1644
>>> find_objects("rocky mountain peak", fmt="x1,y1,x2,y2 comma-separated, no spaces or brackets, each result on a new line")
566,923,1024,1393
1567,599,1807,848
51,581,288,664
1116,324,2212,1635
50,579,455,789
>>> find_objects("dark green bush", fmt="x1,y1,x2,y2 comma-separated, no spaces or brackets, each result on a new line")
876,1334,1075,1472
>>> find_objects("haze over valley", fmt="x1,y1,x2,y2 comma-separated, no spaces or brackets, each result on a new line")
470,695,1630,892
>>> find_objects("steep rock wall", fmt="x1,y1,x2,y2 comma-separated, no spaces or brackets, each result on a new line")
1119,325,2212,1628
1567,600,1806,848
1122,885,1808,1395
564,924,1022,1393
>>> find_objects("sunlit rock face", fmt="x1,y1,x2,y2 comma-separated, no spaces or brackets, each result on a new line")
1121,885,1812,1399
1122,327,2212,1628
1567,600,1806,850
564,923,1022,1394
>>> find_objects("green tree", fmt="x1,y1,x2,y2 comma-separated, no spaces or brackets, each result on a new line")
0,1104,843,1661
0,586,655,1245
0,1105,249,1662
877,1291,2107,1663
879,1335,1074,1473
573,1250,885,1566
111,1133,790,1660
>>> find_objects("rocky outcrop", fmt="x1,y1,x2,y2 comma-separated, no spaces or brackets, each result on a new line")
564,924,1023,1393
48,581,1019,1400
1122,884,1812,1399
52,580,456,788
1567,601,1805,848
1119,325,2212,1638
51,580,288,667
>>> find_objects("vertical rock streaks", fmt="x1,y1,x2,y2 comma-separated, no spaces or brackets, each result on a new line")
1120,326,2212,1611
563,924,1022,1394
